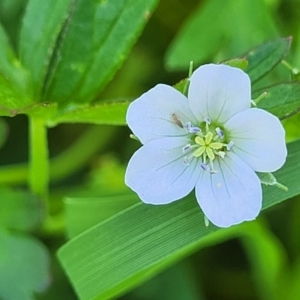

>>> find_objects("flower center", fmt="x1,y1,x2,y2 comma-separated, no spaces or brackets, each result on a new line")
182,117,234,174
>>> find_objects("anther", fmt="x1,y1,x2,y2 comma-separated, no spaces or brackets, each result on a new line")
217,151,225,159
204,117,211,125
182,144,192,153
188,126,201,134
215,127,224,139
185,122,201,134
184,156,190,165
227,141,234,151
200,162,208,171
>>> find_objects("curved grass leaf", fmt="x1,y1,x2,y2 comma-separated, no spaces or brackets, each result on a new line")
19,0,73,100
57,140,300,300
0,229,50,300
253,82,300,119
65,194,138,238
44,0,159,105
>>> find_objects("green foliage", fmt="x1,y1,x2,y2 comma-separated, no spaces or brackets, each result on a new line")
65,194,139,238
43,0,159,105
245,37,292,83
165,0,278,70
0,188,49,300
0,229,50,300
49,101,129,127
1,0,300,299
20,0,73,100
0,188,42,231
0,23,32,114
57,140,300,300
254,82,300,119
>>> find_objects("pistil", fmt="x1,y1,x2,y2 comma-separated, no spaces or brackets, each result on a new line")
181,117,235,173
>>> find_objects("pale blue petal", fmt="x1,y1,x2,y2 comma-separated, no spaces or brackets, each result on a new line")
188,64,251,123
127,84,197,144
195,152,262,228
225,108,287,172
125,137,200,204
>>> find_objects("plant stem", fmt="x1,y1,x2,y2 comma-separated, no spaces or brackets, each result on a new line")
0,125,118,185
29,116,49,203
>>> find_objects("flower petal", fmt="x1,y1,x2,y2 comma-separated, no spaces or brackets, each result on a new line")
125,137,200,204
127,84,197,144
188,64,251,123
195,152,262,228
225,108,287,172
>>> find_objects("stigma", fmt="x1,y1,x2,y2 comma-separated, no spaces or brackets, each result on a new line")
182,117,234,173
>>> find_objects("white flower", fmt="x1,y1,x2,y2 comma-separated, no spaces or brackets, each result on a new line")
125,64,287,228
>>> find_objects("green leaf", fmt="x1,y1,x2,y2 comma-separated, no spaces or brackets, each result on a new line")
0,118,8,149
253,82,300,119
49,101,129,127
57,140,300,300
222,57,248,70
0,187,43,231
19,0,73,100
244,37,292,83
0,229,50,300
0,23,32,113
65,194,138,239
44,0,159,105
165,0,278,70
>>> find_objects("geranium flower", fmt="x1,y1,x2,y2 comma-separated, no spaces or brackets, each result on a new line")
125,64,287,228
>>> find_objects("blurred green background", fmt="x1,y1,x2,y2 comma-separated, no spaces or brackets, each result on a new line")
1,0,300,299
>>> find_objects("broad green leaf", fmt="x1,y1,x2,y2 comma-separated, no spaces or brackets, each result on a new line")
253,83,300,119
0,187,42,231
245,37,292,83
0,23,32,113
0,229,50,300
65,194,138,238
49,101,129,126
44,0,159,105
19,0,73,100
165,0,278,70
57,140,300,300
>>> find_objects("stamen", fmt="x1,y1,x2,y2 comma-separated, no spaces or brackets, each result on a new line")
204,117,211,125
185,122,201,134
189,126,201,134
227,141,234,151
182,144,192,153
185,122,192,130
204,117,211,132
215,127,224,139
200,162,208,171
209,160,217,174
217,151,225,159
184,156,190,165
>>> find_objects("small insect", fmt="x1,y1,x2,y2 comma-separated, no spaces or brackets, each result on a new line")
171,113,183,128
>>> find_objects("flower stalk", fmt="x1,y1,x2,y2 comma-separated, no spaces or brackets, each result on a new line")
29,116,49,206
